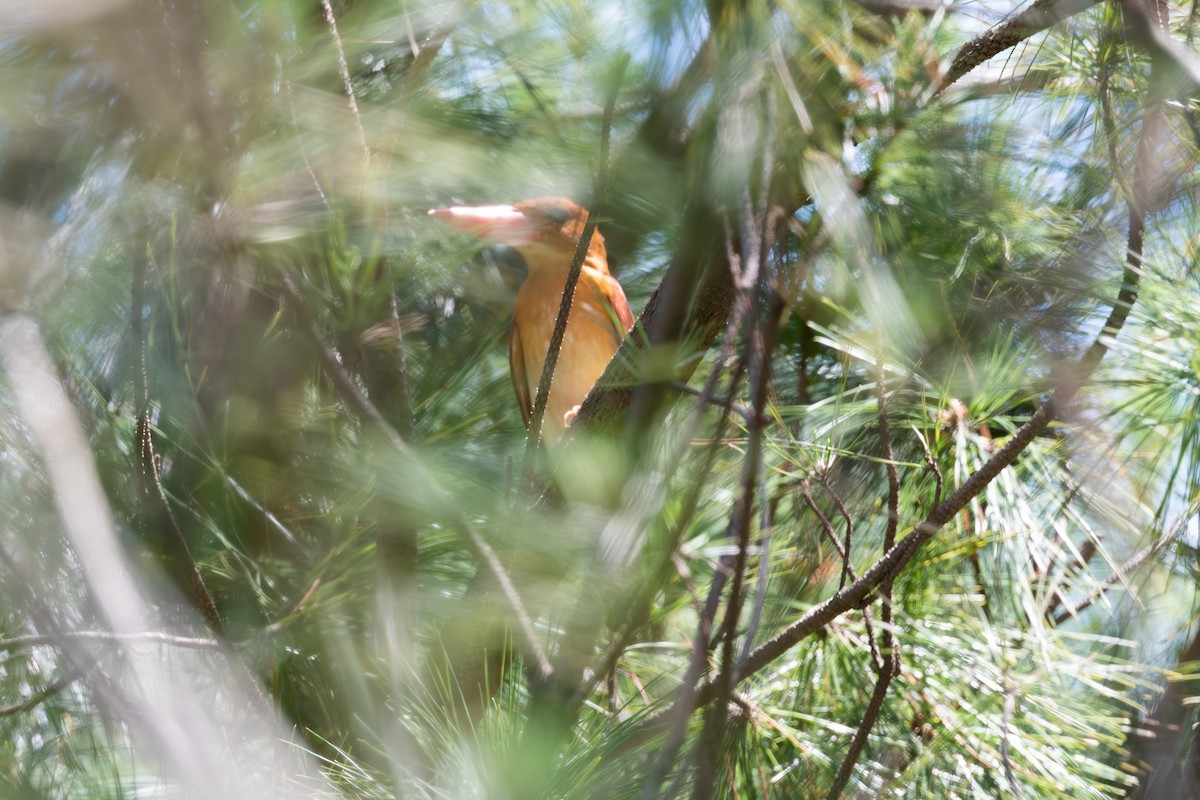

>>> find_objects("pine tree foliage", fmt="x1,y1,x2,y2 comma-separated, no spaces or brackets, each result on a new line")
0,0,1199,798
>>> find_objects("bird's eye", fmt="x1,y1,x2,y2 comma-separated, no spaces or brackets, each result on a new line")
542,207,570,225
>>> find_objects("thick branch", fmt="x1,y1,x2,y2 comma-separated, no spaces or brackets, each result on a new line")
937,0,1102,95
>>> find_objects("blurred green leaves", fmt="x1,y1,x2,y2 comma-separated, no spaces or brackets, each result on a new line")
0,0,1198,798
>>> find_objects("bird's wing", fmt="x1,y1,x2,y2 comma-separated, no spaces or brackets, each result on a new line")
596,272,635,335
509,322,533,427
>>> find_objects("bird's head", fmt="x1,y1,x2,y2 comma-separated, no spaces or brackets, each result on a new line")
428,197,607,273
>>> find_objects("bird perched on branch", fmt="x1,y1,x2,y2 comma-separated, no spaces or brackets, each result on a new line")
429,197,634,442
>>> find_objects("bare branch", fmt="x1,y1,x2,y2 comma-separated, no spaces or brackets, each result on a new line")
131,256,223,633
817,470,857,591
0,670,78,718
936,0,1101,96
800,480,853,571
0,631,221,652
320,0,370,172
823,650,898,800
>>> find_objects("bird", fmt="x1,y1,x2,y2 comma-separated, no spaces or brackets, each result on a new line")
429,197,634,442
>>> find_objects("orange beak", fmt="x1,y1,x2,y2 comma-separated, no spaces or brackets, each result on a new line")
427,205,537,247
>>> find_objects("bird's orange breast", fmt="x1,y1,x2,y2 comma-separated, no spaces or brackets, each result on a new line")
513,262,629,441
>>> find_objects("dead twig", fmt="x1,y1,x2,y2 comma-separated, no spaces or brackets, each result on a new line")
821,352,903,800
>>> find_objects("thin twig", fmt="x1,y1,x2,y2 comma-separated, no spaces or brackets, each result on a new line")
1052,498,1194,626
876,355,901,567
911,425,943,509
689,112,781,797
823,655,897,800
640,203,765,800
587,403,737,701
519,314,750,785
132,255,223,633
633,95,779,788
278,270,409,451
800,480,853,570
0,670,78,717
362,288,416,440
458,523,552,678
584,205,766,714
738,486,778,670
799,480,884,671
520,54,628,470
0,631,221,652
817,470,856,591
1001,676,1028,799
401,3,468,91
321,0,370,171
669,379,753,421
284,79,330,209
691,331,770,799
1097,24,1138,212
497,64,635,776
821,352,904,800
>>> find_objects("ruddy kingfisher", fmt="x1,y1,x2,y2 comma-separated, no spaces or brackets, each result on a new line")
429,198,634,441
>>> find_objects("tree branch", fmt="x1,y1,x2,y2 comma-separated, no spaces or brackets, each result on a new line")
0,669,78,718
0,630,221,652
694,53,1166,712
821,354,903,800
131,256,223,633
320,0,370,172
936,0,1102,96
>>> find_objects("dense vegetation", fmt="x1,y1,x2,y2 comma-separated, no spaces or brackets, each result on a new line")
1,0,1199,797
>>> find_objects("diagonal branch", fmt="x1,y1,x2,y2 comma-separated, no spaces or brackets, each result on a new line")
0,668,78,718
936,0,1102,96
320,0,370,171
1053,497,1197,626
695,54,1168,714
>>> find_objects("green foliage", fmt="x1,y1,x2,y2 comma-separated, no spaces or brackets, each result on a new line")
1,0,1199,798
